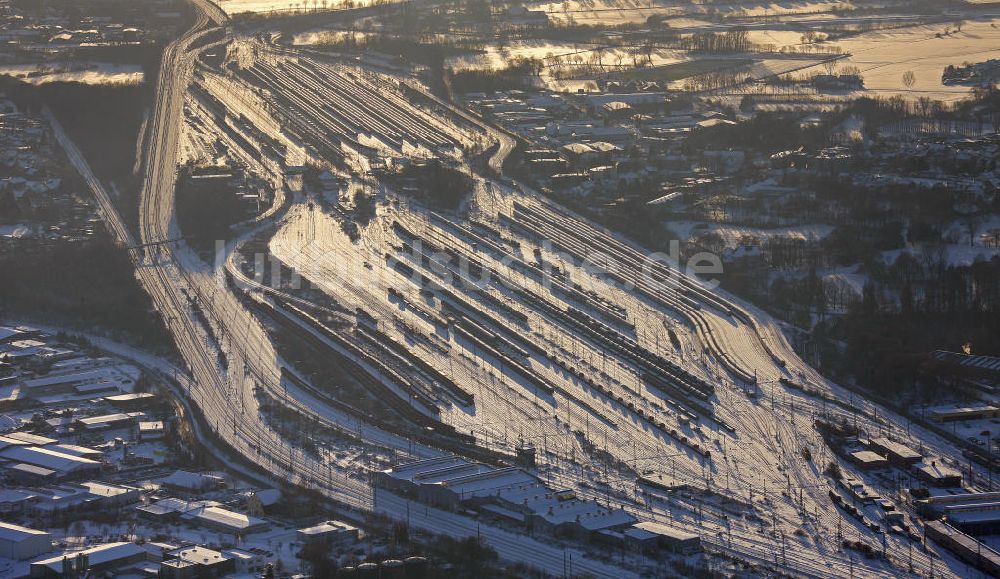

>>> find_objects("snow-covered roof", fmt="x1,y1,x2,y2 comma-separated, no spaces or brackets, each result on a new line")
0,327,23,342
6,463,56,477
142,497,220,515
160,469,224,490
0,489,37,504
298,520,358,536
76,413,133,426
871,437,921,460
104,392,156,403
914,461,962,481
22,368,119,390
437,468,538,497
3,432,57,445
533,498,636,531
32,542,144,573
181,506,266,532
381,456,469,482
0,521,49,542
851,450,888,465
932,350,1000,373
0,445,100,473
626,521,698,542
48,444,102,458
166,545,230,565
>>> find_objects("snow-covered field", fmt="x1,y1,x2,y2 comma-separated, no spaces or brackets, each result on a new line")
0,223,35,238
525,0,852,25
218,0,379,14
526,0,683,25
444,40,689,80
667,220,834,249
0,62,143,85
824,18,1000,102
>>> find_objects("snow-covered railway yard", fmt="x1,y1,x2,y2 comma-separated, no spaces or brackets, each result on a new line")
233,46,485,163
162,34,999,578
256,175,984,576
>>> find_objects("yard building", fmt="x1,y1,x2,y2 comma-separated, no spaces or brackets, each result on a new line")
868,438,922,467
912,462,963,488
623,521,701,555
850,450,889,470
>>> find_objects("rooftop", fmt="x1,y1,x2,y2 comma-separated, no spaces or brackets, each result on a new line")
851,450,888,464
381,456,470,482
0,445,100,473
871,437,922,460
167,545,230,566
32,542,145,573
626,521,698,542
0,521,49,542
299,520,358,536
914,461,963,481
182,505,265,531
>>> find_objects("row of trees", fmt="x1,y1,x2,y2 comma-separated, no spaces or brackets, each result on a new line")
0,236,172,351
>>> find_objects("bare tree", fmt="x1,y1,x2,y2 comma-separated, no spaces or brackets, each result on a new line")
902,70,916,90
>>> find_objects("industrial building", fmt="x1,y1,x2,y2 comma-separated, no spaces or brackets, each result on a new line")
946,503,1000,535
180,505,269,534
0,444,103,480
5,463,57,485
929,404,1000,423
30,542,146,578
471,481,637,541
104,392,157,411
160,469,227,493
27,481,141,513
135,498,221,522
925,520,1000,577
72,412,139,432
161,545,236,577
297,520,360,547
0,489,38,516
377,457,695,551
374,456,537,509
0,522,51,560
623,521,702,555
914,491,1000,518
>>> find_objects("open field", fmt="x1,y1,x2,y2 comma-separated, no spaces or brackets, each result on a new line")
526,0,857,25
619,57,749,82
821,18,1000,101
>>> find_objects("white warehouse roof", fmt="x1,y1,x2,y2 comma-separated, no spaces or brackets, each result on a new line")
0,445,101,474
